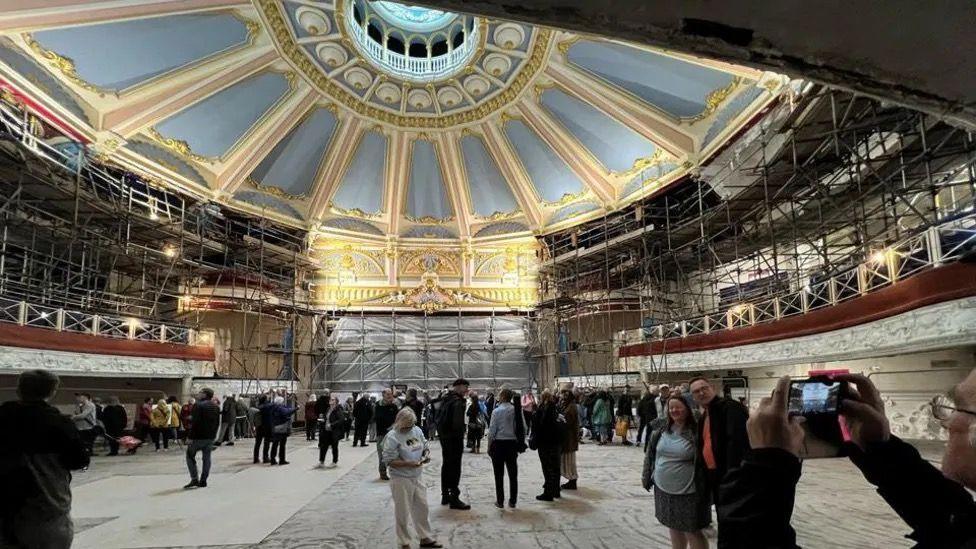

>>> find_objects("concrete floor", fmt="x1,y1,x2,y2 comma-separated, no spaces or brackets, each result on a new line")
70,435,943,548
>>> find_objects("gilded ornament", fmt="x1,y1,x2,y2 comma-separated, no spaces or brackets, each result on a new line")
475,210,520,222
24,34,109,97
543,190,587,208
256,0,553,129
556,36,581,56
687,76,742,123
146,127,214,164
329,201,382,219
248,177,308,201
404,214,454,225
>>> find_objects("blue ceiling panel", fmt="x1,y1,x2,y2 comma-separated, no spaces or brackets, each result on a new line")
550,201,600,224
703,85,765,148
249,107,338,197
32,14,249,91
126,137,208,187
233,190,305,219
154,71,290,159
401,225,457,239
0,39,90,124
540,88,655,173
322,217,384,236
460,134,518,217
504,119,584,203
405,140,453,219
475,221,529,237
567,40,735,119
331,130,387,213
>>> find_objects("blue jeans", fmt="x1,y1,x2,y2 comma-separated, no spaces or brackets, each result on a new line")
185,439,214,482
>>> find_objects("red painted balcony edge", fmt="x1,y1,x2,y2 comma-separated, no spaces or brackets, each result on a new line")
619,262,976,358
0,322,215,362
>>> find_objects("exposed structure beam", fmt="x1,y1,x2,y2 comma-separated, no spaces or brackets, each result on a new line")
215,84,319,194
481,122,544,229
103,47,278,137
413,0,976,129
545,60,695,156
307,116,365,220
516,98,616,204
0,0,249,33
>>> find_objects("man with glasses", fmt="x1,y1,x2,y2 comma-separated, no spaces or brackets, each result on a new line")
717,371,976,548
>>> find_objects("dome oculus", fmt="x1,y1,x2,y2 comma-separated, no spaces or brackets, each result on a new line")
347,0,479,82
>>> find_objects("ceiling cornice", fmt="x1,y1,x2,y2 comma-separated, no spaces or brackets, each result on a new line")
0,0,249,34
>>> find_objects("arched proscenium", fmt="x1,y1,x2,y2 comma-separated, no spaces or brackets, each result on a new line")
346,0,479,82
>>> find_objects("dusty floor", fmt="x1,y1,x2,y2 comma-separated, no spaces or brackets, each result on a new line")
70,434,942,548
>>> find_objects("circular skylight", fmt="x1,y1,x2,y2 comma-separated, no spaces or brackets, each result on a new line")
346,0,480,82
371,2,455,32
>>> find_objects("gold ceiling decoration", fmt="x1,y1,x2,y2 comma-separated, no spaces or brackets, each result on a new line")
257,0,553,129
475,210,522,222
404,214,455,225
145,127,214,164
543,190,588,208
329,201,382,219
687,76,743,123
248,177,308,201
23,34,109,98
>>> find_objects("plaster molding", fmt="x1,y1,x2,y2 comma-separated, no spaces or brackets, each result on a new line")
628,297,976,372
0,346,208,378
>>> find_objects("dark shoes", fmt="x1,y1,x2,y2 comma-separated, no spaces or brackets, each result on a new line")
279,461,290,466
198,480,207,488
561,479,577,490
535,494,554,501
225,442,234,446
380,472,390,480
508,500,517,508
269,460,278,465
441,495,451,506
183,480,199,489
495,501,504,509
449,499,471,510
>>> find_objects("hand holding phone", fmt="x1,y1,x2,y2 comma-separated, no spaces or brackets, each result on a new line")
746,376,805,457
787,376,850,458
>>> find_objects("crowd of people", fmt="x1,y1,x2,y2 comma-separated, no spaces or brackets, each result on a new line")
2,368,974,549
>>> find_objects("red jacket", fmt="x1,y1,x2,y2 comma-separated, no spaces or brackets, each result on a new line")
137,403,152,426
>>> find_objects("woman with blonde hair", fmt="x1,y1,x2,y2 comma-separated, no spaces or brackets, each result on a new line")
381,408,442,549
150,398,171,451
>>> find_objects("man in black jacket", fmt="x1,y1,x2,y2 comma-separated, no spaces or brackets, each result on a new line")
352,393,372,447
184,387,220,489
373,388,399,480
438,378,471,510
719,373,976,549
635,389,658,445
0,369,89,549
689,376,750,507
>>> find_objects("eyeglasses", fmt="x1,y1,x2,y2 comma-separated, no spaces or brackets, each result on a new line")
930,394,976,421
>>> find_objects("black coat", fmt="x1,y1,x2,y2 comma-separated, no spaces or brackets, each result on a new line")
318,406,346,435
437,392,467,440
636,395,658,422
373,401,398,438
353,398,373,422
189,399,220,440
101,405,127,436
696,396,750,480
616,393,633,417
717,438,976,549
530,401,562,449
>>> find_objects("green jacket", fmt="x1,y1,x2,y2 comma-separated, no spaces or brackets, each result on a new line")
592,399,612,426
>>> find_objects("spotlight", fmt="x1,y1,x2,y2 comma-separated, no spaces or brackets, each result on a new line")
163,245,177,258
39,311,49,319
870,249,887,265
149,211,159,221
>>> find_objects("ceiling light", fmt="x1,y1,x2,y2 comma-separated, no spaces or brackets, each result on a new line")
163,245,177,258
870,249,887,265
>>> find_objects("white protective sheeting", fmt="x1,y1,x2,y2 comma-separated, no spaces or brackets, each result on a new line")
320,315,537,392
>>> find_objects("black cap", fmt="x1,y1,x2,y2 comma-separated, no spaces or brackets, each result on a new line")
452,378,470,387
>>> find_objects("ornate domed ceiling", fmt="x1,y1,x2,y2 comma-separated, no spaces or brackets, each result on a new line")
0,0,786,249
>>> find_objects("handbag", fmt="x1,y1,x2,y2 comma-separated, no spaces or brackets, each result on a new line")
615,417,630,437
272,422,290,435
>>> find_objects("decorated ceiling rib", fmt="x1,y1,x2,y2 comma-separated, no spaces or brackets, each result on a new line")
0,0,786,239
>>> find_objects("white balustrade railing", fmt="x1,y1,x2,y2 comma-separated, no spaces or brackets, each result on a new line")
345,9,480,82
627,213,976,344
0,295,201,346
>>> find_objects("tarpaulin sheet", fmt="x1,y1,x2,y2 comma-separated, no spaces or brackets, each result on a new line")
320,315,536,392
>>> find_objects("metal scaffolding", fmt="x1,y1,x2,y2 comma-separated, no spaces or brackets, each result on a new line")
535,85,976,388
